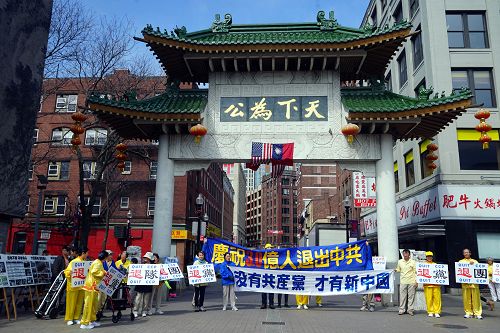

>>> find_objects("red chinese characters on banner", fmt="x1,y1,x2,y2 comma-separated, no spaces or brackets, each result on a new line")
457,267,472,278
352,172,377,208
129,269,143,279
442,194,500,210
102,272,112,286
417,268,432,279
189,269,201,279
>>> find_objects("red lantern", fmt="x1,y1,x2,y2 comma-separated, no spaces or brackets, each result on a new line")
70,124,85,135
475,122,492,133
474,108,491,121
115,152,127,161
116,143,127,152
341,123,360,144
427,162,437,170
71,111,88,122
117,161,126,172
189,124,208,144
427,143,438,151
425,153,438,161
479,133,492,150
70,136,81,147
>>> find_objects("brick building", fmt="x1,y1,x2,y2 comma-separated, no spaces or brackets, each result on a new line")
261,169,298,247
246,185,262,248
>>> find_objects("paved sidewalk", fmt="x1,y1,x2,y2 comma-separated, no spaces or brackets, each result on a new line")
1,286,498,333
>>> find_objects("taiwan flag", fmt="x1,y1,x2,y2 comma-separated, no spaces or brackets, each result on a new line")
271,143,294,165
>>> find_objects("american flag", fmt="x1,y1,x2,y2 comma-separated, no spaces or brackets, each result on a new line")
251,142,273,164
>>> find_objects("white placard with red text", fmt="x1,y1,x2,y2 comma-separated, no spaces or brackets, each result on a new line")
371,256,386,270
352,172,377,208
159,263,183,281
416,263,449,285
492,263,500,284
127,264,160,285
97,266,125,296
455,262,488,284
71,261,91,288
187,264,216,285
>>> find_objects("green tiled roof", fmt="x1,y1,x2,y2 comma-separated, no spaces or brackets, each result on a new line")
142,20,411,46
88,89,208,114
341,87,473,113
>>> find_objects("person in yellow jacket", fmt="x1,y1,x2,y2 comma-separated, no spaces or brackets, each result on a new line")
115,250,131,283
63,247,88,326
79,250,107,329
423,251,442,318
460,248,482,319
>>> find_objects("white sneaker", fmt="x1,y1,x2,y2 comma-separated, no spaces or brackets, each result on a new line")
232,307,238,311
360,306,367,311
435,314,441,318
303,305,309,310
75,320,81,324
156,310,164,315
80,324,94,329
142,312,147,317
464,314,471,318
133,311,138,318
147,310,153,316
428,313,434,317
200,306,206,312
317,303,323,307
222,306,227,311
297,305,303,309
476,315,483,319
90,322,101,327
67,321,74,326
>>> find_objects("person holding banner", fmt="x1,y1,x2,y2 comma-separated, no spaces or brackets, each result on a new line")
193,251,209,312
395,249,417,316
487,257,500,303
149,253,165,315
220,252,238,311
63,247,88,326
115,251,131,282
80,250,107,330
423,251,442,318
460,248,482,319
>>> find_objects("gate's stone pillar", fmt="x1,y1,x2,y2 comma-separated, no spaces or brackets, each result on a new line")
152,133,174,257
376,134,399,265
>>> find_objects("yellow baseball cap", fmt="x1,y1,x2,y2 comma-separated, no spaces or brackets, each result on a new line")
425,251,434,257
264,243,272,249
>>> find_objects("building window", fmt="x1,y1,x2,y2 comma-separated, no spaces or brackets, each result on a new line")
419,139,434,179
43,195,66,215
446,12,488,49
80,196,101,216
120,197,129,209
452,69,495,108
33,129,39,145
147,197,155,216
283,226,290,234
398,51,407,88
457,129,499,170
477,232,500,259
121,161,132,175
385,72,392,92
409,0,419,18
82,161,97,180
412,31,423,69
282,217,289,224
85,128,107,146
404,150,415,187
150,161,158,179
393,2,403,23
414,79,426,98
394,162,399,193
282,198,290,205
47,161,70,180
51,127,72,145
55,94,78,112
282,188,289,195
282,207,290,215
281,178,290,186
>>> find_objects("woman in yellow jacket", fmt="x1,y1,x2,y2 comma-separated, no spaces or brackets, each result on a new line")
423,251,441,318
80,251,107,329
460,248,482,319
63,247,88,325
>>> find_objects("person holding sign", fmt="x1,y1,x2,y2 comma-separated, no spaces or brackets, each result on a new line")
460,248,482,319
63,247,88,326
149,253,165,315
115,251,131,283
487,257,500,303
193,251,208,312
220,252,238,311
395,249,417,316
80,250,107,329
423,251,441,318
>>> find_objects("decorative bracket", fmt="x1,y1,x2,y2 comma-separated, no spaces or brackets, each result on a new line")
317,10,339,31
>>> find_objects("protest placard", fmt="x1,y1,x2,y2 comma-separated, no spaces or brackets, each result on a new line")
416,263,449,285
159,263,183,281
5,255,34,287
492,263,500,284
230,266,394,295
97,266,125,296
127,264,160,285
455,262,488,284
187,264,216,285
372,256,386,270
29,256,52,285
71,261,91,288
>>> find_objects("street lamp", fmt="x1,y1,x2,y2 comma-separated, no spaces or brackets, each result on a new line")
342,195,352,243
124,209,132,248
32,175,48,255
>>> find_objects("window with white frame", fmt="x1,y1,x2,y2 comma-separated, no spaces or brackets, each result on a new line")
33,129,39,145
398,51,408,88
147,197,155,216
43,197,55,213
51,127,72,145
120,197,129,209
47,161,70,180
55,94,78,112
84,128,108,146
150,161,158,179
121,161,132,175
82,161,97,180
43,195,66,215
28,162,34,180
81,196,102,216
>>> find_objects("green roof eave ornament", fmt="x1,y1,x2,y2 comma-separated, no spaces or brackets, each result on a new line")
211,13,232,33
317,10,339,31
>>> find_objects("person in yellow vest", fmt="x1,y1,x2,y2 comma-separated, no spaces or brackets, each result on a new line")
460,248,482,319
79,250,107,329
115,250,131,283
296,294,309,310
423,251,441,318
63,247,88,326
